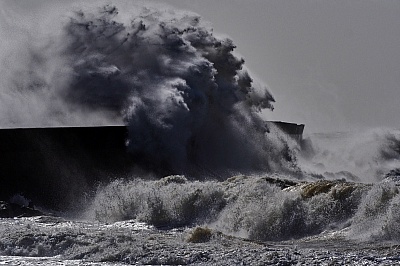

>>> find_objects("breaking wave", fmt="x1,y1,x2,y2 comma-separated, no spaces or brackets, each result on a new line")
88,175,400,242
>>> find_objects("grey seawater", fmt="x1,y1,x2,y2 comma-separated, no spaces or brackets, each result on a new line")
2,175,400,265
0,217,399,265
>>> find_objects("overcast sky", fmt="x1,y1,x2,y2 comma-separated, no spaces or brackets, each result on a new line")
152,0,400,133
3,0,400,133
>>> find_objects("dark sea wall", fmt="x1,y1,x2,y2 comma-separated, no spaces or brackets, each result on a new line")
0,126,132,210
266,121,305,142
0,123,306,210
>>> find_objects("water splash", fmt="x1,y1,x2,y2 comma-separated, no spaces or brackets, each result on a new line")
88,175,372,241
299,128,400,182
64,4,281,174
0,1,302,175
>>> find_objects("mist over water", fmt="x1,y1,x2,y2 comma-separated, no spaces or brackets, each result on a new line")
299,128,400,182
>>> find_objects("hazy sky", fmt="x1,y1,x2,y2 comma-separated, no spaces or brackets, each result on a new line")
153,0,400,133
3,0,400,133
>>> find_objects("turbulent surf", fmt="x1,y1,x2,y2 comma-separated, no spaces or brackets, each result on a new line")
1,1,400,265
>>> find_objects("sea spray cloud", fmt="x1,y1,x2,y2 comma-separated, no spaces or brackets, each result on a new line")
61,4,281,175
299,128,400,181
0,1,123,127
2,2,399,178
1,2,296,176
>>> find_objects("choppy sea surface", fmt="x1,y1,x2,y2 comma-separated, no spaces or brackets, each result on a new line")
2,173,400,265
1,214,400,265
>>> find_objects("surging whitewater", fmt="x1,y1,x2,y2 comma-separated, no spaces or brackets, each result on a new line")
1,1,400,265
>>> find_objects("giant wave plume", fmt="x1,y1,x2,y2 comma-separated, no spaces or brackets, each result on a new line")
0,1,299,177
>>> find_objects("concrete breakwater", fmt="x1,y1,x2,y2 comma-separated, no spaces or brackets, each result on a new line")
0,122,305,209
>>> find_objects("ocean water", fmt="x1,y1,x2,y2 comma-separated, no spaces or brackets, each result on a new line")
2,173,400,265
1,1,400,265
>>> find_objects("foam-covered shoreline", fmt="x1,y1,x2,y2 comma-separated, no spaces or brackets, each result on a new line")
1,215,400,265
